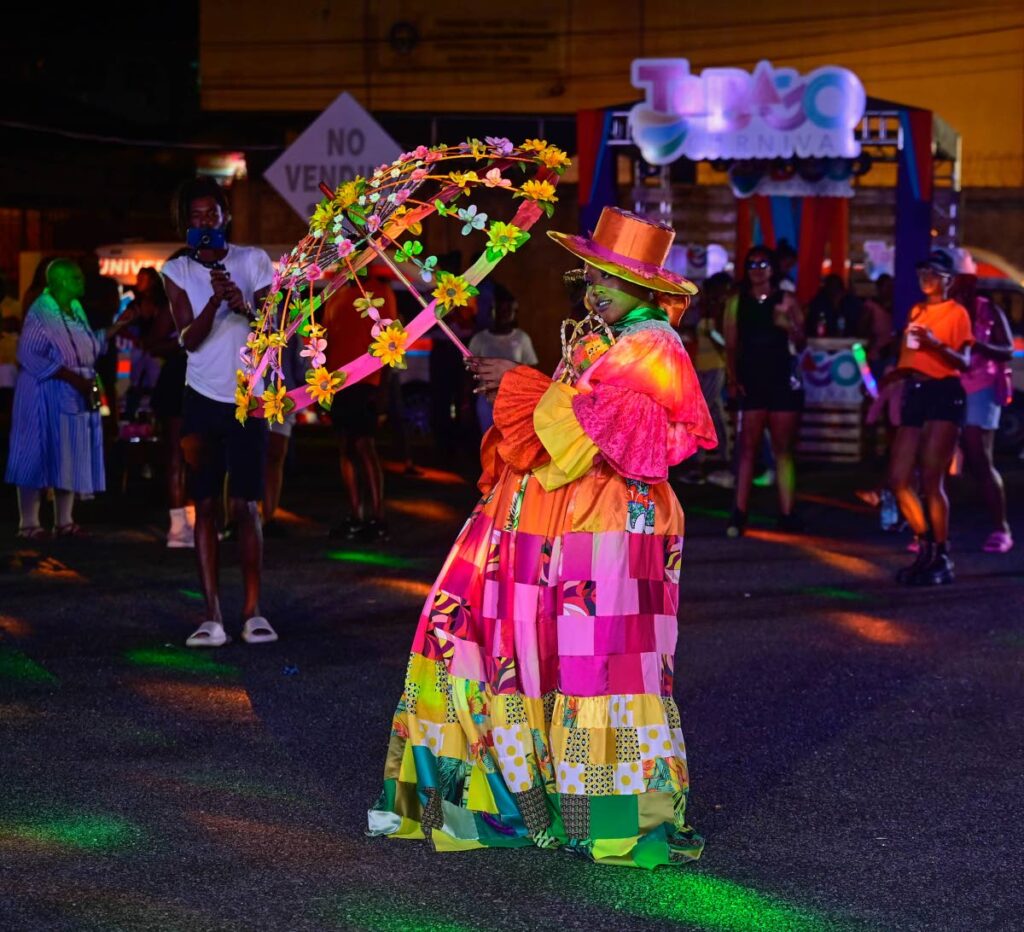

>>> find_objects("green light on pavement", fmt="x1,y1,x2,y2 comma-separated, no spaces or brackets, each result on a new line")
325,550,416,569
0,647,58,684
5,813,141,851
178,588,204,601
123,647,238,677
572,871,845,932
329,901,477,932
802,587,868,602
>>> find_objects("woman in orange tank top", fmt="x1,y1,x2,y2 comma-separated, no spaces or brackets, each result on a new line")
887,250,973,585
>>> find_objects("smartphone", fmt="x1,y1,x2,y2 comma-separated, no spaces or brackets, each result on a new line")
186,227,226,250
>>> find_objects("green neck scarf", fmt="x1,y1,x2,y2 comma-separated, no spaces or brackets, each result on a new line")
612,305,669,332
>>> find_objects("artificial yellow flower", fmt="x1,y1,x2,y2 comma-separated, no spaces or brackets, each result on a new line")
447,170,479,194
521,138,548,153
468,138,488,159
234,385,251,424
267,332,288,349
538,146,571,170
370,323,409,368
305,366,346,408
353,293,386,316
333,179,363,209
432,272,472,311
261,383,288,425
306,322,326,340
311,199,341,231
519,179,558,203
486,221,527,257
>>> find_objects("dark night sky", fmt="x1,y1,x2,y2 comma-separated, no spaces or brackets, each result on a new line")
2,5,200,132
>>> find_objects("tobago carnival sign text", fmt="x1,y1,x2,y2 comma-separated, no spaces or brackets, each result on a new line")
629,59,866,165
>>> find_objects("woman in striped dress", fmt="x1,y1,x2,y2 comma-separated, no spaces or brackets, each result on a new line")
5,258,133,537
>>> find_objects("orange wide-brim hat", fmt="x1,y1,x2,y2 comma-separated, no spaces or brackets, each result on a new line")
548,206,698,296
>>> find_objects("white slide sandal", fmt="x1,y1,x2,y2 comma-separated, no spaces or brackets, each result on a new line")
185,620,230,648
241,617,278,645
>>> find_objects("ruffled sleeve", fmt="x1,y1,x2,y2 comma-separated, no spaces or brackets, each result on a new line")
491,365,552,472
574,324,717,476
532,382,599,490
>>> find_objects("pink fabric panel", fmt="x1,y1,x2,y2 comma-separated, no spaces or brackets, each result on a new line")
513,614,543,697
592,616,626,654
607,652,645,694
559,655,610,696
482,578,499,620
654,614,678,655
557,615,595,656
559,533,595,579
621,617,657,654
639,651,663,694
448,635,485,682
572,383,669,483
628,534,664,580
513,582,539,624
636,579,667,615
595,571,639,616
493,618,515,657
593,531,627,572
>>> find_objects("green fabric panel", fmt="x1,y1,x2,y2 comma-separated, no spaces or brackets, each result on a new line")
633,824,672,870
589,793,640,839
472,813,534,849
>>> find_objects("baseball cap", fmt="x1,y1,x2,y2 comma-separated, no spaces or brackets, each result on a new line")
915,249,955,276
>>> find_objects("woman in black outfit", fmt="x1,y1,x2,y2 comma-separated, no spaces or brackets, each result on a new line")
724,246,806,536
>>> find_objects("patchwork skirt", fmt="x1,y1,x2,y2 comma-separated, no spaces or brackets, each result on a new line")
367,460,703,868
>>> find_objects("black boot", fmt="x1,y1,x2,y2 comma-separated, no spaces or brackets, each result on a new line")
896,537,933,584
912,542,955,586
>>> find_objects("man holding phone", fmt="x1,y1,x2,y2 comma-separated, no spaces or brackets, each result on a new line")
162,177,278,647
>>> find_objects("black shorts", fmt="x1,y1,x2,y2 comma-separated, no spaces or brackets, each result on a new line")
739,381,805,413
181,387,267,502
901,376,966,428
330,382,379,439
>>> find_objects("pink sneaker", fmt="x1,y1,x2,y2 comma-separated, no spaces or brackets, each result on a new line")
982,531,1013,554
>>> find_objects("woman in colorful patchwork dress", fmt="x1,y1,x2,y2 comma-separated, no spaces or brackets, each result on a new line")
368,207,717,867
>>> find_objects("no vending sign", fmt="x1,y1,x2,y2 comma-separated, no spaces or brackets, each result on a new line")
264,91,403,221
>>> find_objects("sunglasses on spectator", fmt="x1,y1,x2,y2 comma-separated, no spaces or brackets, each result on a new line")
746,259,771,270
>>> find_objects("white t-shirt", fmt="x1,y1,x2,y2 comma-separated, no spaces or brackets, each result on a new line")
467,328,539,365
161,245,275,403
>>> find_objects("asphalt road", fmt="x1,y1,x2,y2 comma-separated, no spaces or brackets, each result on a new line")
2,432,1022,931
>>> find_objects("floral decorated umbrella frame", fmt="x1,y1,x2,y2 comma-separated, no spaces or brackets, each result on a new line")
237,137,569,423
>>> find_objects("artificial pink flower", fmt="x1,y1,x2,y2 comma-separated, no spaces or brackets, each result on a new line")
305,263,323,282
300,337,327,369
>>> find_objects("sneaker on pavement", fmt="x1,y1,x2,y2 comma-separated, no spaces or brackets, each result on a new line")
706,469,735,489
982,530,1013,553
167,525,195,549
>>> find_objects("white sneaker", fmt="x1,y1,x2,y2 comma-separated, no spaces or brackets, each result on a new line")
167,524,195,549
706,469,736,489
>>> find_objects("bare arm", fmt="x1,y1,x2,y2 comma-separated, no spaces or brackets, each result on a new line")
723,295,740,394
782,293,806,351
165,277,220,352
973,305,1014,362
915,326,971,371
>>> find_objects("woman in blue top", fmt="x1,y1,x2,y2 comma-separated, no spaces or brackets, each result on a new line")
6,258,134,537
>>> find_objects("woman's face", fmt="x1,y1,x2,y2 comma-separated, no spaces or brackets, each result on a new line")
583,265,651,326
745,252,773,290
917,269,949,298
